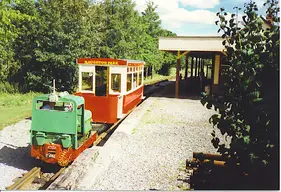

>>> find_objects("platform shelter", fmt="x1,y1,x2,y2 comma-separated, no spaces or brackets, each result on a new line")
159,36,227,98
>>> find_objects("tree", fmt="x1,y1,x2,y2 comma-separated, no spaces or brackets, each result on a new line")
201,0,279,189
13,0,100,93
0,0,31,83
141,1,163,73
98,0,144,59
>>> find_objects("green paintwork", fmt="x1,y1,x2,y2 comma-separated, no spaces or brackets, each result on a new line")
31,93,93,149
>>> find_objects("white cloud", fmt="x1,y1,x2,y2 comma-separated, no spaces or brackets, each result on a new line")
180,0,220,9
134,0,217,33
161,9,217,26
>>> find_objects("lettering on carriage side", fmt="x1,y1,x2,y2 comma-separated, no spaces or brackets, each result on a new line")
84,60,119,65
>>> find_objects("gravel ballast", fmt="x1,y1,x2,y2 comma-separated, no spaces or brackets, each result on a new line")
0,119,36,190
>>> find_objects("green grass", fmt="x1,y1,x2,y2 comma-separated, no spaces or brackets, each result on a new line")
144,69,177,85
0,92,40,130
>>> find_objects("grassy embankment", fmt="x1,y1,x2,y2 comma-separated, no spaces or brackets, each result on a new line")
0,92,40,130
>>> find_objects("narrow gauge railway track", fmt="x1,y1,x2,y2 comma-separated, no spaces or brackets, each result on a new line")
5,118,125,190
6,109,136,190
6,167,65,190
6,79,169,190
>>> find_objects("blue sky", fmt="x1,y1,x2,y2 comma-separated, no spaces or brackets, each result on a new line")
134,0,268,36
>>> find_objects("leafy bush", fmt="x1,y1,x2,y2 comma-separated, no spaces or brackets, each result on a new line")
201,0,279,189
0,82,20,93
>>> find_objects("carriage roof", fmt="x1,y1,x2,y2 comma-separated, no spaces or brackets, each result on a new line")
77,58,145,66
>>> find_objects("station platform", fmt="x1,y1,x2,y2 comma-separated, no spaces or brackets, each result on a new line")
49,80,217,190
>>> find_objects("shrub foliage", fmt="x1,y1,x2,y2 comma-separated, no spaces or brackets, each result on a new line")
201,0,279,189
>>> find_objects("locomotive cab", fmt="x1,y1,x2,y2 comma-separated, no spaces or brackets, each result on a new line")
30,93,97,166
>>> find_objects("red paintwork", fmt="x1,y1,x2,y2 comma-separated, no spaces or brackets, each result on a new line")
76,86,143,124
75,92,119,124
123,86,144,114
31,132,97,165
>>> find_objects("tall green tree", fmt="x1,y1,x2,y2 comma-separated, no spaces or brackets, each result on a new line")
201,0,279,189
141,1,162,72
14,0,100,92
99,0,144,59
0,0,31,82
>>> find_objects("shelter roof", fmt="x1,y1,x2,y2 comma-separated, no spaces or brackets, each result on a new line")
159,36,225,53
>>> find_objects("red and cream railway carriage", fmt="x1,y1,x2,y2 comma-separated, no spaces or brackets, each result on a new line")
75,58,145,124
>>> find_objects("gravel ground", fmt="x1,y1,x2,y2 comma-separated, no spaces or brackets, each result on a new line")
79,83,218,190
0,81,219,190
0,119,38,190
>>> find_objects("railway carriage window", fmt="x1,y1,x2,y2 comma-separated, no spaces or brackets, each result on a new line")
95,66,108,96
111,74,121,92
133,73,137,88
138,71,142,86
127,74,132,91
82,72,93,91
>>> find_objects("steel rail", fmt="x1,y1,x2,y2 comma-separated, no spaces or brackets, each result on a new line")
6,167,41,190
40,167,66,189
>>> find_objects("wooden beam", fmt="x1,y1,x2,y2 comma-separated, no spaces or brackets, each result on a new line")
177,51,190,59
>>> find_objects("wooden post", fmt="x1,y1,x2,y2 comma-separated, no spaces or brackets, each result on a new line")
176,51,180,98
206,65,209,78
184,55,188,79
184,55,189,79
200,58,203,72
191,57,194,78
195,57,198,77
201,59,205,73
211,54,215,94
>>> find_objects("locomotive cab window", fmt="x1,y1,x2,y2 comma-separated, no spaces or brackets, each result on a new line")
36,100,73,112
111,74,121,93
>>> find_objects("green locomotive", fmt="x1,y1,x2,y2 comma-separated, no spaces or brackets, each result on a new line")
30,92,97,166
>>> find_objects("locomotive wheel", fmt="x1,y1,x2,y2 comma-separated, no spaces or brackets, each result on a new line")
58,150,71,167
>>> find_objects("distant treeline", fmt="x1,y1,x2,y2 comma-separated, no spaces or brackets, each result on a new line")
0,0,176,93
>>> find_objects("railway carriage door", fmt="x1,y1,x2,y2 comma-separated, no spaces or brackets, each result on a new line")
95,66,108,96
117,95,123,118
111,73,123,118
